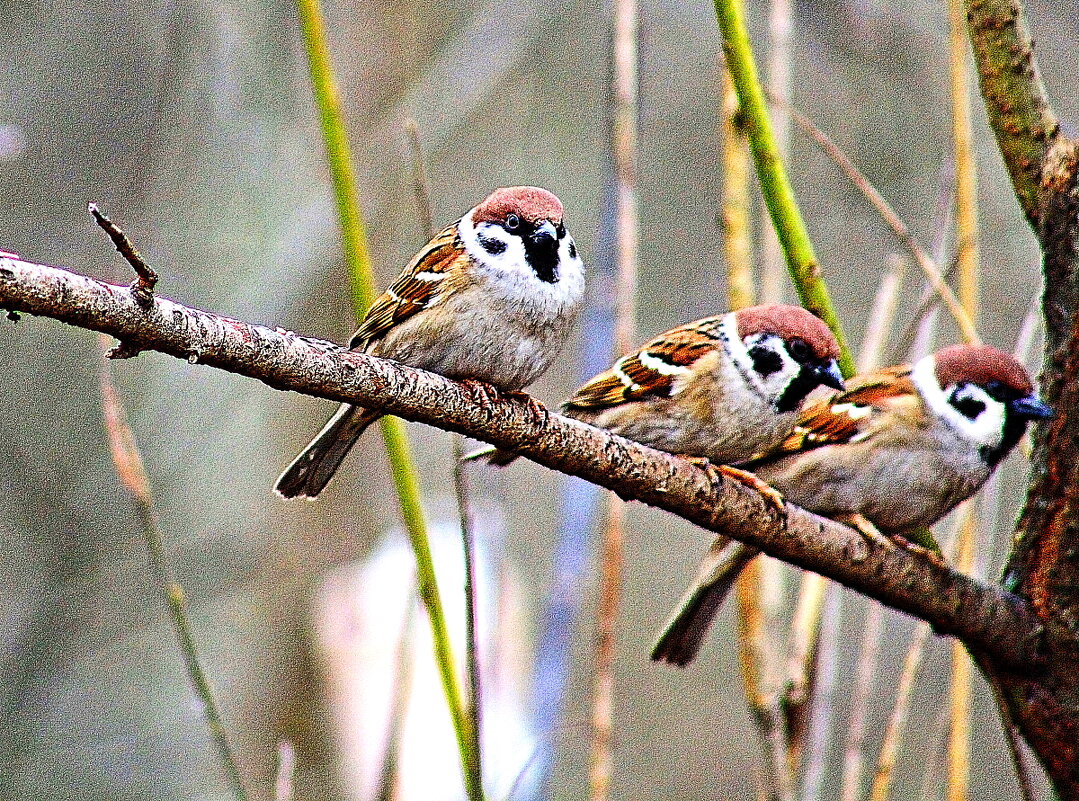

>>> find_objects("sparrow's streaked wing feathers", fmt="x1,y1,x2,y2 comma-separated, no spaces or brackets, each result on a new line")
752,365,916,458
349,224,464,350
563,317,724,410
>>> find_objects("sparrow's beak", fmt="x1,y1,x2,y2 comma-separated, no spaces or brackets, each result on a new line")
814,359,846,391
529,220,559,246
1010,395,1053,420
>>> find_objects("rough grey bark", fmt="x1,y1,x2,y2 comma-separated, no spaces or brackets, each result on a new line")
966,0,1079,794
0,254,1045,671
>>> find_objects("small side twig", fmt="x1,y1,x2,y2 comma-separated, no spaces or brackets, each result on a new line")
88,203,158,307
838,603,884,801
975,650,1038,801
98,334,248,801
453,435,485,785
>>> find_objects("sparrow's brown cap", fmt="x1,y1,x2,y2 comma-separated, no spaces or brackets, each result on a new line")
471,186,564,226
735,304,841,360
934,344,1034,394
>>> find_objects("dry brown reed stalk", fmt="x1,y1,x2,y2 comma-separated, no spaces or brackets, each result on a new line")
759,0,793,305
947,4,980,793
589,0,639,796
767,92,979,347
98,332,249,801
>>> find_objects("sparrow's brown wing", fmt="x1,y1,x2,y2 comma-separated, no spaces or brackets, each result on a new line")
563,317,725,411
349,223,465,350
753,365,916,458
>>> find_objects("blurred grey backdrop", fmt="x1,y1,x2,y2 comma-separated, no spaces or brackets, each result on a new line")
1,0,1077,798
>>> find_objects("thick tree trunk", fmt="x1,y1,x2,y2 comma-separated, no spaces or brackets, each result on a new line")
965,0,1079,794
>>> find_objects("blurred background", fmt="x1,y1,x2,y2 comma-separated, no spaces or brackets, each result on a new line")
1,0,1077,798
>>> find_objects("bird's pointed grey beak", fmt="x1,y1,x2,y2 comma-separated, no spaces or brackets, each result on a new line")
815,359,845,391
530,220,558,245
1010,395,1053,420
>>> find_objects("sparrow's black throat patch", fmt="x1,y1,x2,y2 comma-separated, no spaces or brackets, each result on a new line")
523,229,560,283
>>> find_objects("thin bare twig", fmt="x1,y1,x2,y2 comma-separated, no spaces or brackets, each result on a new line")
88,203,158,307
765,93,980,346
590,0,639,794
798,583,841,801
868,620,933,801
838,603,884,801
98,335,248,801
403,121,486,793
977,651,1038,801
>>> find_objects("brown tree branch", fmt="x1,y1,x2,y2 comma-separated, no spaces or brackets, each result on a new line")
0,253,1046,672
964,0,1060,226
965,0,1079,793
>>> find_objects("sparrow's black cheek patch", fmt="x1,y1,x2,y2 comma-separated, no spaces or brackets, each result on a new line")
952,395,986,420
479,234,507,256
748,345,783,377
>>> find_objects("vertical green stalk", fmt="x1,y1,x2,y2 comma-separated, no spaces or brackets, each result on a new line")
402,119,486,796
712,0,854,376
294,2,481,799
296,0,376,311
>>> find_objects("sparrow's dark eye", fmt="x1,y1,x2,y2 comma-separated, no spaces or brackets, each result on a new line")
788,338,811,362
983,379,1019,402
505,214,521,232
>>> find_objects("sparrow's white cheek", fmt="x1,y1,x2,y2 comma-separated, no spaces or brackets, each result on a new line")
718,315,800,405
911,357,1007,450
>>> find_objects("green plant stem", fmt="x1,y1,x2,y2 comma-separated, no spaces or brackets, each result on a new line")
296,0,377,311
295,2,481,798
712,0,854,376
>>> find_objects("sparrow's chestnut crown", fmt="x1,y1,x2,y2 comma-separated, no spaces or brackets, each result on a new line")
933,344,1034,395
471,186,564,227
735,305,840,361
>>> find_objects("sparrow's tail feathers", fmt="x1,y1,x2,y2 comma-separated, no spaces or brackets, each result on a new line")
460,444,521,468
651,538,762,667
275,404,382,499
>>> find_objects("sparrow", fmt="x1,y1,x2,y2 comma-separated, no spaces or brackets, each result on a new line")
469,304,845,471
275,186,586,499
652,343,1052,667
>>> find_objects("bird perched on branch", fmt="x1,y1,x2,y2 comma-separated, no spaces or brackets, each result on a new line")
467,304,845,477
652,344,1052,667
276,186,585,499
